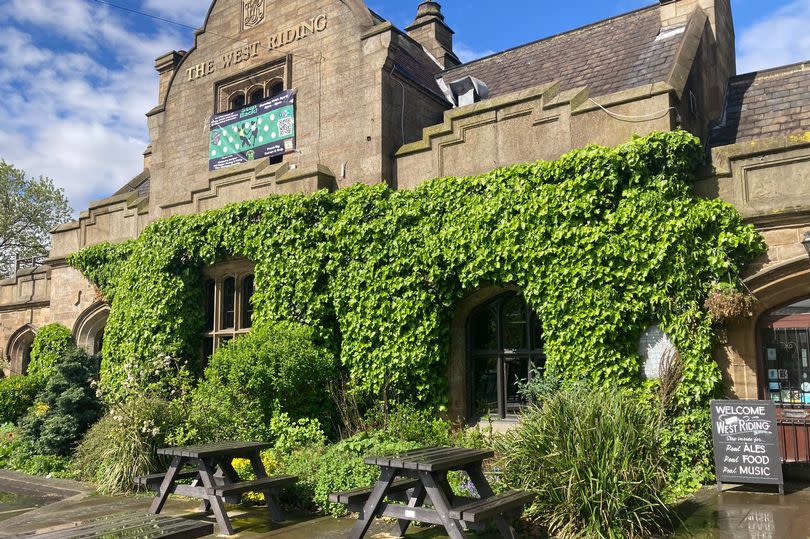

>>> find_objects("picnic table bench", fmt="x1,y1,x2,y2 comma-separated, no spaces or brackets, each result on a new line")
137,441,297,536
330,446,534,539
20,513,212,539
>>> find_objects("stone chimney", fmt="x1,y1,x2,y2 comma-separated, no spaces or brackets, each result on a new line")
154,50,186,104
406,2,460,69
659,0,735,78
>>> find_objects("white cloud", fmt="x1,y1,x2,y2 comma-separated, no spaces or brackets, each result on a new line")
737,0,810,74
0,0,190,216
455,42,496,64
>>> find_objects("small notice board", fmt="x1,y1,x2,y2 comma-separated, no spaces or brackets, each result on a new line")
711,400,784,494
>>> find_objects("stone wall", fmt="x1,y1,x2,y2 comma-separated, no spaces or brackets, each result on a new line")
146,0,392,219
697,134,810,399
394,84,675,187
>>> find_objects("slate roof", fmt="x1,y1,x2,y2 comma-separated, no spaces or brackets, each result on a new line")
114,169,150,198
710,62,810,147
391,41,445,100
438,4,684,100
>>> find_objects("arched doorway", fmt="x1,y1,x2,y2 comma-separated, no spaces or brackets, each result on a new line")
6,325,36,375
73,302,110,355
759,297,810,462
465,291,545,420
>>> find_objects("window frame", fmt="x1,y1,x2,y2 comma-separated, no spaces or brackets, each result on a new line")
466,292,545,420
215,57,291,114
202,260,256,357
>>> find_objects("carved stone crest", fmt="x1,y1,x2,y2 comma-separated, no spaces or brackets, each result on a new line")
242,0,265,29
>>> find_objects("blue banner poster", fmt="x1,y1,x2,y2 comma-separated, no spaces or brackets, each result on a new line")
209,90,296,171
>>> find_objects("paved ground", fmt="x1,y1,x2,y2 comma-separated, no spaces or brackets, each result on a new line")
3,470,810,538
673,483,810,539
0,470,496,538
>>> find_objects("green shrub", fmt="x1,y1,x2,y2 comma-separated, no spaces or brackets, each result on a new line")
496,386,672,539
19,348,103,456
28,323,73,379
74,397,185,494
188,323,337,443
0,376,45,425
7,441,74,478
0,423,20,467
378,404,452,447
278,430,419,517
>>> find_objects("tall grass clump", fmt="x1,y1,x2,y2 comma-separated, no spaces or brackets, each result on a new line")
74,397,184,493
496,386,672,539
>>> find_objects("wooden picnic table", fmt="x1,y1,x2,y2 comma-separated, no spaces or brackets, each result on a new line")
143,441,296,536
331,446,533,539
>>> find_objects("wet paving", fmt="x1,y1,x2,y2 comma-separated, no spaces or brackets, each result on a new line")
0,489,63,524
672,484,810,538
2,469,810,538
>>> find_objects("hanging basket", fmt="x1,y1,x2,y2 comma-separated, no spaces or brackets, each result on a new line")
705,284,755,323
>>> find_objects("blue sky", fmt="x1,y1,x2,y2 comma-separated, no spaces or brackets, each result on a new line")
1,0,809,215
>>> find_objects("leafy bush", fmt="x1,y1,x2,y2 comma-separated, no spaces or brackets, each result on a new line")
278,430,419,517
28,323,73,379
19,348,103,456
379,404,452,447
187,323,337,443
0,375,44,424
74,397,186,494
496,386,672,539
0,423,20,467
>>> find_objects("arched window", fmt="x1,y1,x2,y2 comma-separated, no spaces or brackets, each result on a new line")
467,292,544,419
249,88,265,104
6,325,36,376
268,80,284,97
229,92,246,111
73,302,110,356
242,275,255,328
202,271,256,359
221,277,236,329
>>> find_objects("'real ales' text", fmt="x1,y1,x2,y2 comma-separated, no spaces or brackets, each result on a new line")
186,14,328,82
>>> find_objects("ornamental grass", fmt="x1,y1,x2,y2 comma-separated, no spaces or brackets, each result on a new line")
496,386,673,539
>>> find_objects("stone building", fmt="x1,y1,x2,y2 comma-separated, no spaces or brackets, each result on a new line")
1,0,808,424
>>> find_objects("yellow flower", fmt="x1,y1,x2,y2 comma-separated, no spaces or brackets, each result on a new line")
33,402,50,417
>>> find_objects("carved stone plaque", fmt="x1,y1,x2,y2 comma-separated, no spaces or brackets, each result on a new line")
243,0,265,29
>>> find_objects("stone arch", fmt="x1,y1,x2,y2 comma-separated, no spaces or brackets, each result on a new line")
73,302,110,355
6,324,37,376
448,284,519,422
720,257,810,399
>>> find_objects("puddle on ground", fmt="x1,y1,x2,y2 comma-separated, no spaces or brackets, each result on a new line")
0,489,63,523
671,487,810,538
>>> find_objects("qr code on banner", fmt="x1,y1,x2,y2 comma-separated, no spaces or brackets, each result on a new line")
278,117,294,137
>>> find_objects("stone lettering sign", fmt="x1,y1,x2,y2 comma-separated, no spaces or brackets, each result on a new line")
186,15,328,82
711,400,784,492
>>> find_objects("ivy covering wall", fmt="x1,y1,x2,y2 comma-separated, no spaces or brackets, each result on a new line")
69,131,763,410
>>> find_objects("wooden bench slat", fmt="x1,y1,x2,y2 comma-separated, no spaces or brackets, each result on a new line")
134,471,198,487
328,478,420,505
209,474,297,496
26,514,212,539
448,490,535,523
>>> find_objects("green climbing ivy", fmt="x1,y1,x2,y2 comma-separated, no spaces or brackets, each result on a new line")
69,131,763,408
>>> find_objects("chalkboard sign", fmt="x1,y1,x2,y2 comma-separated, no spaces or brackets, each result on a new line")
711,400,784,494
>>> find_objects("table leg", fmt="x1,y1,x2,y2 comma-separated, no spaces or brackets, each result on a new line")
149,456,186,515
198,459,235,536
390,482,426,538
217,458,242,505
466,464,517,539
349,467,398,539
418,471,466,539
249,451,284,522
